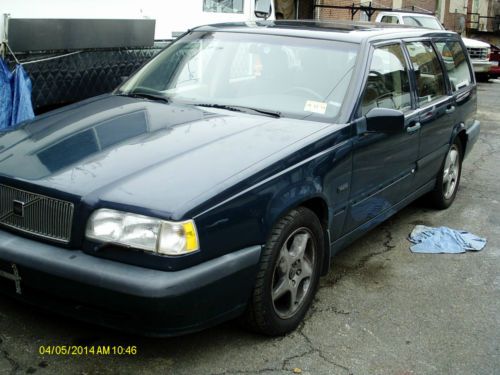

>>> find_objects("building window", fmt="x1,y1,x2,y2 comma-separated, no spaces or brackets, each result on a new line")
203,0,244,13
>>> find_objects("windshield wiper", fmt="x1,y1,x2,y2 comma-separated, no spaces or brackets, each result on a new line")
117,90,170,104
194,103,281,118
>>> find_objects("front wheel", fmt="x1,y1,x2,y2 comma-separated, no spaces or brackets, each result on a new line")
427,138,463,209
243,207,324,336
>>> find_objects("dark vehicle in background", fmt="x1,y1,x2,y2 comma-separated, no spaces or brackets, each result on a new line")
487,43,500,79
0,21,480,336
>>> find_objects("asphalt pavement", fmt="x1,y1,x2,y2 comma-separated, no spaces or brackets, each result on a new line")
0,81,499,375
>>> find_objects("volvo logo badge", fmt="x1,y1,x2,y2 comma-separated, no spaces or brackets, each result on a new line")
12,200,25,217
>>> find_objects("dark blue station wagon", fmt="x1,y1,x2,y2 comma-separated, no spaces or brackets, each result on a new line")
0,21,480,336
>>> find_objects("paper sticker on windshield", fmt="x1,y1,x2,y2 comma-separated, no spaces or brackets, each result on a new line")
304,100,327,115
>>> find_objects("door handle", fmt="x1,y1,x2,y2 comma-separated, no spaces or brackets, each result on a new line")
406,122,421,133
446,105,456,114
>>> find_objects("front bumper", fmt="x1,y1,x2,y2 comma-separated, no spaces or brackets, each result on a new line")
0,229,261,336
472,60,493,73
489,61,500,78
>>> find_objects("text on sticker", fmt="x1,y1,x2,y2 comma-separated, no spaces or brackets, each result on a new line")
304,100,327,114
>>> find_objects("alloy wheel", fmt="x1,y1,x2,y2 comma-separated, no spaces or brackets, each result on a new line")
271,227,316,319
443,145,460,200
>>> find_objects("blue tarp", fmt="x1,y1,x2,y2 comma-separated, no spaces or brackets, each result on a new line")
409,225,487,254
0,58,13,129
11,64,35,126
0,58,34,130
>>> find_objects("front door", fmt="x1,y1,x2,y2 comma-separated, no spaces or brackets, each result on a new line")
344,42,419,233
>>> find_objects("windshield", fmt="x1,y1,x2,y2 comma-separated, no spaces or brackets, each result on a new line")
403,16,444,30
119,31,359,122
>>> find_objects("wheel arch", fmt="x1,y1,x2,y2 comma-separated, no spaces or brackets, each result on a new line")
456,129,467,155
299,197,332,276
450,123,467,156
265,193,332,277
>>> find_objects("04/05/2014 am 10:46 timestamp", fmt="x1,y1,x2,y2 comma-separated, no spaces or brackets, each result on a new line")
38,345,138,356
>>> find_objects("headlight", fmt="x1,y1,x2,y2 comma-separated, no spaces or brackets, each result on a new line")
85,209,199,256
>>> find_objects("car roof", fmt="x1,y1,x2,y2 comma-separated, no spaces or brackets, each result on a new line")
194,20,458,44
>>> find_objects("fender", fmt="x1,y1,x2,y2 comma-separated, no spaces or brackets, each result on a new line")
264,184,332,275
263,181,324,232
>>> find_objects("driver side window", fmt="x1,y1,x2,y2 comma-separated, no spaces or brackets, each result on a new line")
361,44,412,116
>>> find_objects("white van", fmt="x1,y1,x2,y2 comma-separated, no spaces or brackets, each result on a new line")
375,12,492,76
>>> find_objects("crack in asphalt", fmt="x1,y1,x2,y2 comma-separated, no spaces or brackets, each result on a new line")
210,367,282,374
467,134,499,173
356,226,395,270
295,323,352,375
314,305,350,315
0,337,20,375
209,324,353,375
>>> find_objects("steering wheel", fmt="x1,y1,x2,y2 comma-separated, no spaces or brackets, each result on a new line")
285,86,324,101
376,91,397,108
368,70,384,80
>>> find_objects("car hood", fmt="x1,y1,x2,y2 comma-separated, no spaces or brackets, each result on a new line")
462,37,490,49
0,95,335,218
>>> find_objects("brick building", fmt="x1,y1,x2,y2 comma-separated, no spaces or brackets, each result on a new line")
282,0,498,39
435,0,499,33
314,0,435,22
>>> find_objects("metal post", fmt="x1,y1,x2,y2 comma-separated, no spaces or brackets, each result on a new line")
1,13,9,59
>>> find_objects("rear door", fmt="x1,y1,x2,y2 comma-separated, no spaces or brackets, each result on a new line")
434,38,476,136
404,41,456,188
344,42,420,233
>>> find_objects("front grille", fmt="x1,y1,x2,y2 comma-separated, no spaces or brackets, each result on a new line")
467,47,489,60
0,184,74,243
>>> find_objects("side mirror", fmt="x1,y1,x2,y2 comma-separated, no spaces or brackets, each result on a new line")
255,0,272,19
365,107,405,134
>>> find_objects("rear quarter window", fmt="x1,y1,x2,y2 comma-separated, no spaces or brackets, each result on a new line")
435,40,473,91
405,41,447,105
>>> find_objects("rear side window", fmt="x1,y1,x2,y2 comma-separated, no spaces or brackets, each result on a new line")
406,41,446,105
361,44,411,115
435,40,472,91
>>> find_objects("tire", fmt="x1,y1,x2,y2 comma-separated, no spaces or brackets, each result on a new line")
243,207,324,336
427,138,463,209
476,73,490,83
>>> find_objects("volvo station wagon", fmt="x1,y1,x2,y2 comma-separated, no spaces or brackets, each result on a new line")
0,21,479,336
